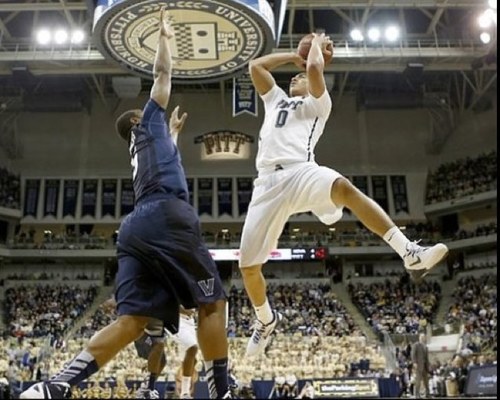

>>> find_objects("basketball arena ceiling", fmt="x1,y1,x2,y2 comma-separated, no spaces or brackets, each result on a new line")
0,0,497,112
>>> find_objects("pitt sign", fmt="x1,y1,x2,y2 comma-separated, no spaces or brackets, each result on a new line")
194,131,254,160
93,0,276,83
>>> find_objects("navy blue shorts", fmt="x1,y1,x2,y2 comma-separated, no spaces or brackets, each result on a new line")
115,195,225,330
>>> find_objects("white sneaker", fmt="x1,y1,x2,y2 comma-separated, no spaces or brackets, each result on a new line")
403,241,448,282
20,381,72,399
137,383,159,399
180,393,193,399
245,311,282,357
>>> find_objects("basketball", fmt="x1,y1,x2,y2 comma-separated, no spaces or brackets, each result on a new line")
297,33,334,64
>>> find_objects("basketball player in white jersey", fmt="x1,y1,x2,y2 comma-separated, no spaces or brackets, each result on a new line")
167,307,199,399
135,307,198,399
239,32,449,357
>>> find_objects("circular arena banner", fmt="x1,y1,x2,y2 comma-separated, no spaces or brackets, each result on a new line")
93,0,276,83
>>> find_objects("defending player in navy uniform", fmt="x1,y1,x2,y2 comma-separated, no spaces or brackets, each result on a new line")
21,8,231,399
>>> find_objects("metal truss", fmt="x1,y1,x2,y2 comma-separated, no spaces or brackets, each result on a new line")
290,0,487,8
0,0,496,150
0,37,494,75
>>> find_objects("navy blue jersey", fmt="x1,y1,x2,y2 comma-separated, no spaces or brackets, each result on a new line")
129,99,189,203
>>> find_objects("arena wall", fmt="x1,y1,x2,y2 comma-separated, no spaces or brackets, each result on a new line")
5,92,495,223
8,93,496,178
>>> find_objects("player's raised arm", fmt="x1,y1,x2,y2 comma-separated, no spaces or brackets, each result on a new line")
150,7,174,109
169,105,188,146
306,33,332,98
249,52,305,96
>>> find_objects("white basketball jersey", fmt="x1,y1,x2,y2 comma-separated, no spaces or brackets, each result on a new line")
256,85,332,173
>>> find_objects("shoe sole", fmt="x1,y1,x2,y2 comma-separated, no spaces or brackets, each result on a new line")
410,248,449,283
245,313,282,357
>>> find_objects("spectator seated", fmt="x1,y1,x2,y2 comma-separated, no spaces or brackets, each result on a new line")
349,277,441,336
426,151,497,204
4,284,98,339
446,273,497,354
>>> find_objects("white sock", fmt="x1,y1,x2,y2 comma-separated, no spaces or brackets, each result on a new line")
383,226,411,259
181,376,191,396
254,299,273,324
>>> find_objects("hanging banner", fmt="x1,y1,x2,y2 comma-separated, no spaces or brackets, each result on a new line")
237,177,253,216
273,0,288,45
217,178,233,217
101,179,117,218
63,180,79,218
233,73,258,117
81,179,98,218
43,179,60,217
197,178,213,216
186,178,194,207
23,179,40,217
371,176,389,212
120,179,135,216
390,175,409,214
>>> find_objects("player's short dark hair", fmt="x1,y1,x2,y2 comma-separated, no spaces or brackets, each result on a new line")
115,110,139,142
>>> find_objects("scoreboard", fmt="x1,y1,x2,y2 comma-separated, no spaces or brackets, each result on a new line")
291,247,328,261
209,247,328,261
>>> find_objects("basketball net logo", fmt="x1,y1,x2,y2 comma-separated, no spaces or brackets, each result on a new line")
93,0,276,83
197,278,215,297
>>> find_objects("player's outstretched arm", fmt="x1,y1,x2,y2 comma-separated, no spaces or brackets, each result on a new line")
150,7,174,109
169,105,188,145
307,33,332,98
249,52,305,96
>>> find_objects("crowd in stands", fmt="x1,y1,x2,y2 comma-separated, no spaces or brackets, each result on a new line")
38,334,386,395
0,167,20,210
450,222,497,241
4,282,385,392
231,334,386,388
0,335,52,396
322,222,497,249
431,352,496,397
446,273,497,355
4,284,98,339
1,270,497,398
348,276,441,336
74,302,115,340
228,283,358,338
390,351,497,397
9,230,109,250
425,150,497,204
8,222,496,253
462,260,497,271
3,272,97,281
384,270,497,397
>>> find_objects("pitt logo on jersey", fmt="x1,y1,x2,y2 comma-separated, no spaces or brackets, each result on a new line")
276,99,304,111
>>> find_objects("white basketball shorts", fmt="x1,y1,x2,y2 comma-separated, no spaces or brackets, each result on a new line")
239,162,344,268
167,314,197,357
